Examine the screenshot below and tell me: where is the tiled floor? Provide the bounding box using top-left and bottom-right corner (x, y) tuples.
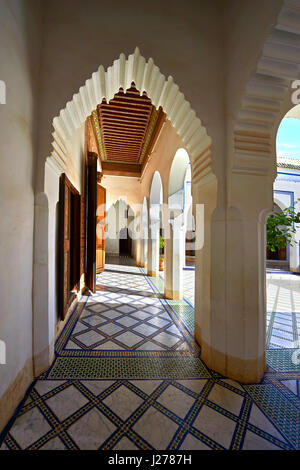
(182, 269), (195, 307)
(0, 262), (299, 450)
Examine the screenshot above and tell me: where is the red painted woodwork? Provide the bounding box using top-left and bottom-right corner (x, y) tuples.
(96, 184), (106, 273)
(58, 173), (80, 320)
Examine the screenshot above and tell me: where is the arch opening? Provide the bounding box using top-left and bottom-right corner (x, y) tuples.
(164, 148), (195, 303)
(264, 109), (300, 352)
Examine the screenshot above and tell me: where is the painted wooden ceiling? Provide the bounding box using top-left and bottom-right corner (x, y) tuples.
(91, 84), (165, 177)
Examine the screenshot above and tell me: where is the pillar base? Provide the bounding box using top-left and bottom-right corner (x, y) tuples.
(195, 324), (266, 384)
(33, 342), (55, 377)
(164, 288), (182, 300)
(81, 286), (90, 296)
(147, 270), (158, 277)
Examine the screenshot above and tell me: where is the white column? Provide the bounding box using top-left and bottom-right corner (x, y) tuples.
(194, 172), (273, 384)
(134, 213), (142, 267)
(141, 235), (148, 268)
(147, 217), (160, 277)
(33, 161), (60, 376)
(290, 236), (300, 273)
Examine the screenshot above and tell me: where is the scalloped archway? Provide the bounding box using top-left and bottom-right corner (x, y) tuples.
(35, 47), (217, 379)
(233, 2), (300, 177)
(48, 48), (213, 184)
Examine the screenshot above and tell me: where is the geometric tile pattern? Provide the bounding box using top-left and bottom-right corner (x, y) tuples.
(1, 261), (300, 450)
(0, 377), (297, 450)
(55, 265), (197, 357)
(47, 356), (209, 380)
(148, 273), (195, 334)
(182, 269), (195, 307)
(245, 383), (300, 449)
(266, 349), (300, 372)
(162, 268), (300, 349)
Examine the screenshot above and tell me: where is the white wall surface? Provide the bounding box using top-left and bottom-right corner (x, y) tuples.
(0, 0), (43, 406)
(274, 169), (300, 271)
(36, 0), (225, 188)
(0, 0), (290, 413)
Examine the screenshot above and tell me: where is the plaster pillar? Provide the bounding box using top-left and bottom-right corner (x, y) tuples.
(140, 235), (148, 268)
(33, 160), (60, 376)
(193, 176), (217, 375)
(135, 237), (142, 267)
(135, 213), (142, 267)
(290, 237), (300, 272)
(290, 199), (300, 272)
(147, 215), (160, 277)
(195, 173), (273, 384)
(164, 213), (185, 300)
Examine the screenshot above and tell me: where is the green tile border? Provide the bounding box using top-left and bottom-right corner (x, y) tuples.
(266, 349), (300, 372)
(47, 356), (210, 380)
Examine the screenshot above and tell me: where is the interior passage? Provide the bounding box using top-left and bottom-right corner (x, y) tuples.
(0, 261), (299, 450)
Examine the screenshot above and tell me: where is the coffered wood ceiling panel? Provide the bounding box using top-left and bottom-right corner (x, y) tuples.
(91, 84), (165, 177)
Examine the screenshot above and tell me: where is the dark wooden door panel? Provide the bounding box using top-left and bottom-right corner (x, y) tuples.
(96, 184), (106, 273)
(86, 153), (97, 293)
(58, 174), (80, 320)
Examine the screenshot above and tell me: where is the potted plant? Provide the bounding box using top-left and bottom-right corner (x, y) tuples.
(159, 235), (165, 271)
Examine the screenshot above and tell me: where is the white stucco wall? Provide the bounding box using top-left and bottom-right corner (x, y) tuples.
(105, 199), (127, 255)
(0, 0), (43, 416)
(273, 167), (300, 271)
(101, 175), (141, 256)
(35, 0), (226, 189)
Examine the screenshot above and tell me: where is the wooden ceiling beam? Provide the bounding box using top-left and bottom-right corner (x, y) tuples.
(103, 139), (142, 145)
(102, 161), (141, 177)
(101, 107), (149, 116)
(100, 111), (149, 121)
(101, 102), (151, 112)
(102, 123), (145, 131)
(106, 160), (140, 165)
(141, 108), (166, 174)
(105, 148), (139, 153)
(106, 154), (139, 159)
(102, 132), (144, 139)
(94, 85), (165, 167)
(113, 90), (145, 98)
(99, 115), (148, 126)
(106, 158), (140, 163)
(105, 146), (140, 151)
(104, 140), (141, 146)
(102, 131), (143, 138)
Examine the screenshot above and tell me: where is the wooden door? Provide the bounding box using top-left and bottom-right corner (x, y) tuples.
(86, 153), (97, 293)
(119, 228), (132, 256)
(96, 184), (106, 273)
(58, 174), (80, 320)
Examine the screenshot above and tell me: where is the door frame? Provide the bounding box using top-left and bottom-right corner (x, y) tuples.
(86, 152), (98, 293)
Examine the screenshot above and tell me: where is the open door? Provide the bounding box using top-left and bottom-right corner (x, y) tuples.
(86, 153), (97, 293)
(58, 173), (80, 320)
(96, 184), (106, 273)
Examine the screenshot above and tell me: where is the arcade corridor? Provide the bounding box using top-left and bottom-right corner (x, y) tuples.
(0, 261), (299, 450)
